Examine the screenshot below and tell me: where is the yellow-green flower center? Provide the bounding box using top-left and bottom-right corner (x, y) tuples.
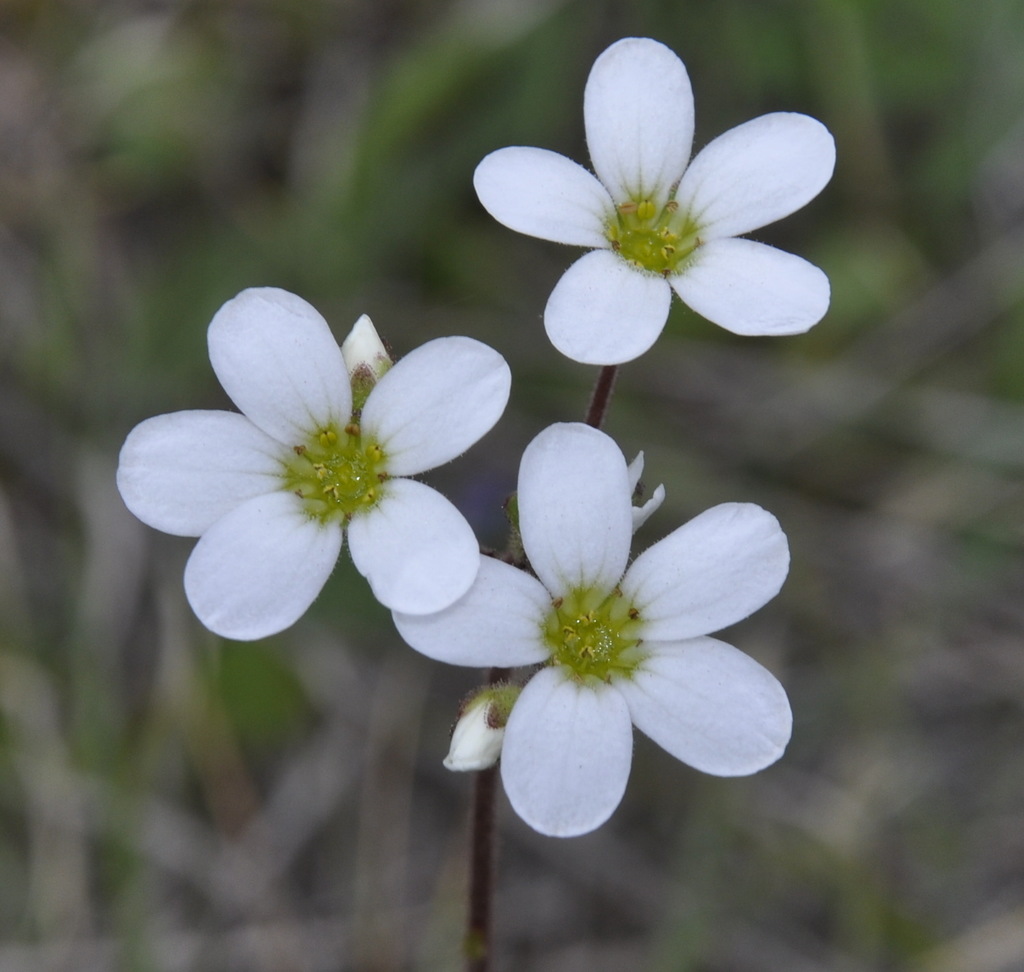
(605, 197), (700, 275)
(544, 587), (645, 683)
(282, 422), (389, 523)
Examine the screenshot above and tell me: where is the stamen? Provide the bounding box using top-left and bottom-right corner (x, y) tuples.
(544, 588), (644, 682)
(604, 197), (700, 275)
(281, 422), (389, 523)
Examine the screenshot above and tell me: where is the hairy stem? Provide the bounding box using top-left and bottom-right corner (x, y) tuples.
(465, 667), (507, 971)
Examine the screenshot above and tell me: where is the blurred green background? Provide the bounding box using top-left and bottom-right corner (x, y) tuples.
(2, 0), (1023, 969)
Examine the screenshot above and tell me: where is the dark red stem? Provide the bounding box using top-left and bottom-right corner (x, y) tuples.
(584, 365), (619, 429)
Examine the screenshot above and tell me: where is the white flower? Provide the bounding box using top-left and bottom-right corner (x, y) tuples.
(394, 423), (792, 837)
(117, 287), (511, 640)
(474, 37), (836, 365)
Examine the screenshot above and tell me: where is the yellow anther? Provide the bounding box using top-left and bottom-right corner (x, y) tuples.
(636, 199), (656, 220)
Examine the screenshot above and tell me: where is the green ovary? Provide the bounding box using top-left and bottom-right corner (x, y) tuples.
(544, 587), (645, 683)
(605, 198), (700, 275)
(282, 422), (389, 523)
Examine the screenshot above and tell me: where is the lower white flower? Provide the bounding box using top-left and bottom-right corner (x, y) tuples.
(394, 422), (792, 837)
(117, 287), (511, 640)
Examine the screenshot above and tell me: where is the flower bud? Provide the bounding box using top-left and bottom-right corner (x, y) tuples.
(342, 315), (392, 409)
(444, 684), (519, 772)
(627, 451), (665, 531)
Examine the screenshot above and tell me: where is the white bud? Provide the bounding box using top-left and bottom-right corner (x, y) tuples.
(444, 698), (505, 772)
(341, 314), (392, 380)
(627, 451), (665, 531)
(626, 451), (646, 492)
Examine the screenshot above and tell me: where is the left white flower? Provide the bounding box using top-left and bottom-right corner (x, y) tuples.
(117, 287), (512, 640)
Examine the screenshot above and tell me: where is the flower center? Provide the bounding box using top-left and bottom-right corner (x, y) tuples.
(543, 587), (645, 683)
(605, 198), (700, 275)
(282, 422), (389, 523)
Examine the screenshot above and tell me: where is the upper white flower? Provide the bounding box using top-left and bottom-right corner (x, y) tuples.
(117, 287), (511, 640)
(394, 422), (792, 837)
(474, 37), (836, 365)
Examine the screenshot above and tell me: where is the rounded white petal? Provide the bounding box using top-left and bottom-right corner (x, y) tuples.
(671, 238), (830, 336)
(518, 423), (632, 598)
(584, 37), (694, 207)
(183, 491), (342, 640)
(616, 637), (792, 775)
(346, 477), (478, 614)
(360, 337), (511, 476)
(207, 287), (352, 444)
(117, 411), (283, 537)
(393, 555), (551, 667)
(473, 147), (613, 247)
(675, 112), (836, 240)
(501, 667), (633, 837)
(622, 502), (789, 641)
(544, 250), (672, 364)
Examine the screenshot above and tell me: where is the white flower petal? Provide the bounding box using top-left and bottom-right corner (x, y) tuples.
(675, 112), (836, 240)
(501, 667), (633, 837)
(518, 423), (632, 597)
(117, 411), (283, 537)
(671, 238), (830, 336)
(617, 637), (792, 775)
(622, 503), (789, 641)
(347, 477), (478, 614)
(360, 337), (511, 476)
(473, 147), (613, 248)
(393, 555), (551, 667)
(545, 250), (672, 364)
(584, 37), (694, 207)
(207, 287), (352, 444)
(183, 491), (342, 640)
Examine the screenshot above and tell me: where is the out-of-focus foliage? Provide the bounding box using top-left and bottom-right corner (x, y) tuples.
(1, 0), (1023, 969)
